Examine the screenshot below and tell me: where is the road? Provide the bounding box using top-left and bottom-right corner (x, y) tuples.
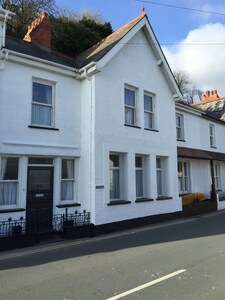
(1, 211), (225, 299)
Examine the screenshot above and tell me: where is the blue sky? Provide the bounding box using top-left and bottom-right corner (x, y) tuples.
(55, 0), (225, 95)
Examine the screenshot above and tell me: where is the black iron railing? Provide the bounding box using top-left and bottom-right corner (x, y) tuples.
(0, 210), (91, 239)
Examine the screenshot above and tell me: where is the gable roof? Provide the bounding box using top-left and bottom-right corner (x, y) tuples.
(74, 13), (146, 68)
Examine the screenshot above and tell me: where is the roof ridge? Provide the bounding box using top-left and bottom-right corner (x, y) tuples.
(74, 12), (146, 62)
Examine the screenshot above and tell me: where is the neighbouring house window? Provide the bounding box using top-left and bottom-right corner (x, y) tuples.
(32, 81), (53, 127)
(109, 154), (121, 200)
(209, 124), (216, 147)
(144, 93), (154, 129)
(61, 159), (75, 201)
(176, 113), (184, 140)
(156, 157), (163, 196)
(178, 161), (190, 194)
(214, 162), (221, 190)
(0, 157), (19, 206)
(124, 87), (136, 125)
(136, 156), (144, 198)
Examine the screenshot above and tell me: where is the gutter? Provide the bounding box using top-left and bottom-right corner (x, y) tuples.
(0, 48), (78, 77)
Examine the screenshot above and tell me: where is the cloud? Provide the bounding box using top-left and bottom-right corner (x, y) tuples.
(163, 22), (225, 96)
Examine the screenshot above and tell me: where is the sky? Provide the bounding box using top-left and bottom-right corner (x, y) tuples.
(55, 0), (225, 96)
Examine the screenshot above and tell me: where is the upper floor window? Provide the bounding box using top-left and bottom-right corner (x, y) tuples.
(176, 113), (184, 140)
(209, 124), (216, 148)
(32, 81), (53, 127)
(144, 93), (154, 129)
(124, 87), (136, 125)
(61, 159), (75, 201)
(0, 157), (19, 206)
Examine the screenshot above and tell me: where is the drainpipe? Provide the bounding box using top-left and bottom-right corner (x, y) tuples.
(210, 160), (217, 201)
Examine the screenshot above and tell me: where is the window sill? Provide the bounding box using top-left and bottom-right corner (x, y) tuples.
(56, 203), (81, 208)
(28, 125), (59, 131)
(107, 200), (131, 206)
(156, 196), (173, 201)
(177, 139), (186, 142)
(135, 198), (154, 203)
(124, 124), (141, 129)
(210, 146), (217, 149)
(0, 208), (25, 214)
(144, 128), (159, 132)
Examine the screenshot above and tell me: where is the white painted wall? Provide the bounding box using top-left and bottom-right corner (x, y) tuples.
(92, 30), (182, 225)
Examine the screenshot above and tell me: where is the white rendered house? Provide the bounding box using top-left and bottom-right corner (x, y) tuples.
(0, 8), (183, 228)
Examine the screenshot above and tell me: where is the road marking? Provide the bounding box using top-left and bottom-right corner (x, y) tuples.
(105, 269), (186, 300)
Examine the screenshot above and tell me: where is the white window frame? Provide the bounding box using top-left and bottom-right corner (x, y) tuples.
(176, 113), (184, 140)
(214, 162), (221, 190)
(135, 156), (144, 198)
(31, 79), (55, 128)
(124, 86), (137, 126)
(178, 160), (190, 194)
(0, 156), (19, 207)
(144, 92), (154, 129)
(156, 157), (163, 197)
(109, 154), (123, 201)
(61, 159), (75, 202)
(209, 124), (216, 148)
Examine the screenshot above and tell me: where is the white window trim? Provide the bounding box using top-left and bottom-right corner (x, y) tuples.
(60, 159), (76, 203)
(209, 124), (216, 148)
(176, 113), (185, 140)
(124, 85), (137, 126)
(109, 154), (121, 201)
(135, 156), (144, 198)
(144, 92), (155, 129)
(214, 162), (221, 191)
(178, 160), (190, 194)
(31, 78), (55, 128)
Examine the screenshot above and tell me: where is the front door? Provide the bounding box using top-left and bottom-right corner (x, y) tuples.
(26, 166), (53, 230)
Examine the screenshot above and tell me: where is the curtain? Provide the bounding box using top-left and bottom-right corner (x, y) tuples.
(61, 160), (74, 201)
(110, 169), (120, 199)
(0, 158), (17, 205)
(32, 104), (51, 126)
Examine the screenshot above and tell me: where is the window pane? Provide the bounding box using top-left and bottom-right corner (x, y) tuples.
(110, 155), (119, 168)
(61, 181), (74, 201)
(135, 157), (142, 168)
(144, 94), (152, 111)
(156, 158), (161, 169)
(157, 170), (162, 196)
(32, 104), (51, 126)
(28, 157), (53, 165)
(110, 169), (120, 199)
(33, 82), (52, 104)
(0, 182), (17, 205)
(0, 157), (18, 180)
(62, 160), (74, 179)
(28, 170), (51, 191)
(125, 88), (135, 106)
(144, 112), (153, 128)
(136, 170), (143, 197)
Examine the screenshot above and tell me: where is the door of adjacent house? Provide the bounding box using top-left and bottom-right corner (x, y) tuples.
(26, 166), (53, 230)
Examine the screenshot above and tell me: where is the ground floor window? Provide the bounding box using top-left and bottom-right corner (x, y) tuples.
(109, 154), (122, 200)
(0, 157), (19, 206)
(214, 162), (221, 190)
(61, 159), (75, 201)
(156, 157), (163, 196)
(178, 160), (190, 194)
(136, 156), (144, 198)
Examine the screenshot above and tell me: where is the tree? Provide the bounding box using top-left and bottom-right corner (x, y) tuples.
(1, 0), (56, 37)
(50, 14), (112, 56)
(173, 70), (203, 103)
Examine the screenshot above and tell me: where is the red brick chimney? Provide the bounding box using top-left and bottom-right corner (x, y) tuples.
(23, 12), (51, 50)
(200, 90), (219, 102)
